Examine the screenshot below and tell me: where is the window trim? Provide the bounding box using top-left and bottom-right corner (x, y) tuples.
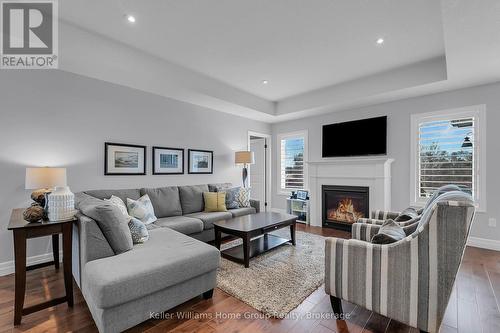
(277, 130), (308, 195)
(410, 105), (486, 211)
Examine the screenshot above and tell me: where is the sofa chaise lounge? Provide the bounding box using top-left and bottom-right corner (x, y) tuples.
(72, 183), (259, 333)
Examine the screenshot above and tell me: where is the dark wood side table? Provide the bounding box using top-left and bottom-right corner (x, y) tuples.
(7, 208), (76, 325)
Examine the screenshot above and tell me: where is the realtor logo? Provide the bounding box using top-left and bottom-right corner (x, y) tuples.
(1, 0), (58, 69)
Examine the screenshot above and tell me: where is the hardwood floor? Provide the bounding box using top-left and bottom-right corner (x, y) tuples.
(1, 225), (499, 333)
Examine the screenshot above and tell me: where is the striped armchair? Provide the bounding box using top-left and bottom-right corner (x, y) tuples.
(325, 191), (475, 333)
(352, 184), (465, 242)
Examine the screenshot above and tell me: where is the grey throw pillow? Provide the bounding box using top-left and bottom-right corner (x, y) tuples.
(128, 218), (149, 244)
(394, 207), (419, 222)
(94, 204), (133, 254)
(225, 187), (241, 209)
(371, 219), (406, 244)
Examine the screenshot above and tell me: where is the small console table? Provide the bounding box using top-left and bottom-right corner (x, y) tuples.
(7, 208), (76, 325)
(286, 198), (310, 224)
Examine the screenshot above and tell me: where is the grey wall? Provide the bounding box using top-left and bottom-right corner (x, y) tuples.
(0, 70), (270, 268)
(271, 82), (500, 241)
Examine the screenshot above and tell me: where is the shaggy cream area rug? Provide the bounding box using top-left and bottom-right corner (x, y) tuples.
(217, 230), (325, 318)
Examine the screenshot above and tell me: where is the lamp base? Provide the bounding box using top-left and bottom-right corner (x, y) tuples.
(242, 166), (248, 188)
(47, 186), (76, 222)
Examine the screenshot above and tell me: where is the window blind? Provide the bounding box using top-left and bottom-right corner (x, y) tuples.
(280, 137), (305, 190)
(418, 117), (474, 198)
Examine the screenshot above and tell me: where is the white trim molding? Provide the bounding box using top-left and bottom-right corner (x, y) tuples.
(468, 237), (500, 252)
(410, 105), (487, 212)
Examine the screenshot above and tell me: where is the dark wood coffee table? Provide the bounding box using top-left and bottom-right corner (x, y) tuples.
(213, 212), (297, 268)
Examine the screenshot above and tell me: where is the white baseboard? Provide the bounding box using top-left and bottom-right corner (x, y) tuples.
(0, 252), (62, 277)
(467, 237), (500, 251)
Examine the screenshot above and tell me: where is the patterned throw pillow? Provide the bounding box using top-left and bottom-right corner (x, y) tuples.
(127, 194), (157, 224)
(104, 195), (129, 218)
(225, 187), (241, 209)
(128, 217), (149, 244)
(237, 188), (251, 207)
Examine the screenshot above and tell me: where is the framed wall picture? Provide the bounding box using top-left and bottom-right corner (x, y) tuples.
(188, 149), (213, 174)
(105, 142), (146, 175)
(152, 146), (184, 175)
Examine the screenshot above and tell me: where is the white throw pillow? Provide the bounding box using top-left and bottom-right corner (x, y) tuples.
(127, 194), (157, 224)
(104, 195), (130, 219)
(237, 188), (251, 207)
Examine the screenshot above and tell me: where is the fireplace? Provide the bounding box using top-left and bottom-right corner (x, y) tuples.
(322, 185), (369, 231)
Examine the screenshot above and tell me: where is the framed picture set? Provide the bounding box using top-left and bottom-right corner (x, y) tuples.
(152, 146), (184, 175)
(296, 189), (309, 200)
(105, 142), (146, 175)
(188, 149), (213, 174)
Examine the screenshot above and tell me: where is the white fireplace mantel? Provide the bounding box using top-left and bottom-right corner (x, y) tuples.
(306, 158), (394, 227)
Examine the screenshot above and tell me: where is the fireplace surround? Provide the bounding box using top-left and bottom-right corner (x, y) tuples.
(322, 185), (369, 230)
(306, 158), (393, 227)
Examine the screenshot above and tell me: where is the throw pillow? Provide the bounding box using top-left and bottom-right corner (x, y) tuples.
(128, 217), (149, 244)
(371, 219), (406, 244)
(104, 195), (129, 218)
(94, 204), (133, 254)
(203, 192), (227, 212)
(394, 207), (419, 222)
(225, 187), (241, 209)
(237, 187), (251, 207)
(127, 194), (157, 224)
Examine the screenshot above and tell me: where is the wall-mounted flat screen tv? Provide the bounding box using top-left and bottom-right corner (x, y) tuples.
(322, 116), (387, 157)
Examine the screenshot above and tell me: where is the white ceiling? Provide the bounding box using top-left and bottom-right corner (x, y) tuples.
(58, 0), (500, 122)
(60, 0), (445, 101)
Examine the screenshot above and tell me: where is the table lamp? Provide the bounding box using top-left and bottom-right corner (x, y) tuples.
(25, 167), (75, 222)
(235, 151), (254, 187)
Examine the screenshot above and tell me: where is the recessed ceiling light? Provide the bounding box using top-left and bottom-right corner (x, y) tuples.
(126, 15), (136, 23)
(262, 80), (269, 85)
(376, 37), (384, 45)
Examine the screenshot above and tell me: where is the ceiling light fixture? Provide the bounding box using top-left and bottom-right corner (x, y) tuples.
(126, 15), (136, 23)
(262, 80), (269, 85)
(376, 37), (384, 45)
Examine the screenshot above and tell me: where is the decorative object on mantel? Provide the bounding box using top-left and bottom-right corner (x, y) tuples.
(234, 150), (254, 187)
(188, 149), (214, 174)
(105, 142), (146, 175)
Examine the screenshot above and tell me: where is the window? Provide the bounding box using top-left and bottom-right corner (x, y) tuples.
(410, 105), (486, 210)
(278, 131), (308, 193)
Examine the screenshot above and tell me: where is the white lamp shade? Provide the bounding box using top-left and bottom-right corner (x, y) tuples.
(235, 151), (255, 164)
(25, 167), (67, 189)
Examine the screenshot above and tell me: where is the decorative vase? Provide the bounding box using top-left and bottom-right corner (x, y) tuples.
(47, 186), (76, 222)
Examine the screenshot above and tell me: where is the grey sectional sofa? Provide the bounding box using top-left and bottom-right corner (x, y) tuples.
(72, 183), (259, 333)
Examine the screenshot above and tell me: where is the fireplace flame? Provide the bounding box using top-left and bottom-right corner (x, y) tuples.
(327, 198), (364, 224)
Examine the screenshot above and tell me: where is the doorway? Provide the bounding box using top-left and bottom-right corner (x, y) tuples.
(248, 131), (271, 212)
